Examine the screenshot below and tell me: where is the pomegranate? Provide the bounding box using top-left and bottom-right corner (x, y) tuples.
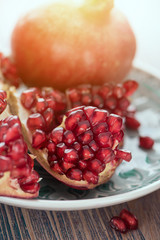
(9, 87), (132, 189)
(110, 216), (127, 233)
(0, 100), (40, 198)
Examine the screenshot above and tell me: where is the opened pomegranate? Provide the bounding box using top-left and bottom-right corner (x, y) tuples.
(0, 114), (40, 198)
(9, 88), (132, 189)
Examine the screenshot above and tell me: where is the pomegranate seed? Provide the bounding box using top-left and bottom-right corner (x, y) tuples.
(112, 84), (125, 98)
(9, 139), (27, 160)
(46, 140), (56, 153)
(113, 130), (124, 143)
(84, 106), (96, 119)
(50, 160), (63, 174)
(19, 171), (39, 185)
(78, 160), (88, 170)
(139, 136), (154, 149)
(32, 129), (46, 149)
(0, 142), (6, 154)
(96, 148), (115, 163)
(0, 156), (11, 172)
(4, 123), (21, 143)
(118, 97), (130, 111)
(20, 182), (40, 194)
(43, 108), (55, 132)
(81, 145), (94, 160)
(0, 90), (7, 100)
(27, 113), (45, 131)
(92, 95), (104, 108)
(88, 159), (105, 174)
(73, 142), (81, 151)
(107, 114), (123, 133)
(67, 168), (82, 181)
(95, 132), (113, 148)
(105, 96), (117, 110)
(123, 80), (139, 97)
(0, 98), (7, 114)
(11, 166), (31, 178)
(125, 116), (141, 130)
(120, 209), (138, 230)
(91, 109), (109, 126)
(67, 88), (81, 102)
(46, 97), (56, 109)
(93, 122), (108, 135)
(65, 109), (85, 130)
(110, 217), (127, 233)
(89, 140), (99, 152)
(56, 143), (67, 158)
(99, 84), (111, 98)
(20, 88), (38, 109)
(78, 130), (93, 145)
(4, 115), (21, 127)
(61, 161), (75, 172)
(50, 127), (64, 144)
(75, 120), (90, 136)
(63, 130), (76, 146)
(83, 170), (98, 184)
(116, 149), (132, 162)
(63, 149), (79, 163)
(36, 98), (48, 112)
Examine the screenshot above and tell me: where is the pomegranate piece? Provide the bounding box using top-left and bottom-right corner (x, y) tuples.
(110, 216), (127, 233)
(21, 105), (132, 189)
(139, 136), (154, 149)
(67, 80), (139, 120)
(120, 209), (138, 230)
(0, 115), (40, 198)
(125, 116), (141, 130)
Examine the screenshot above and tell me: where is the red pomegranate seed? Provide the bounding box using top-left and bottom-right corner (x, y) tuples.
(73, 142), (81, 151)
(0, 142), (6, 154)
(63, 130), (76, 146)
(110, 216), (127, 233)
(113, 130), (124, 143)
(99, 84), (111, 98)
(67, 168), (82, 181)
(46, 97), (56, 109)
(61, 161), (75, 172)
(75, 120), (90, 136)
(67, 88), (81, 102)
(125, 116), (140, 130)
(78, 160), (88, 170)
(20, 88), (38, 109)
(4, 115), (21, 127)
(139, 136), (154, 149)
(95, 132), (113, 148)
(118, 97), (130, 111)
(89, 140), (99, 152)
(116, 149), (132, 162)
(96, 148), (115, 163)
(88, 159), (105, 174)
(46, 140), (56, 153)
(84, 106), (96, 119)
(50, 127), (64, 144)
(81, 93), (92, 105)
(19, 171), (39, 185)
(32, 129), (46, 149)
(105, 96), (117, 110)
(0, 98), (7, 114)
(83, 170), (98, 184)
(11, 165), (31, 179)
(65, 109), (85, 130)
(93, 122), (108, 135)
(0, 156), (11, 172)
(112, 84), (125, 98)
(81, 145), (94, 160)
(50, 160), (63, 174)
(56, 143), (67, 158)
(123, 80), (139, 97)
(0, 90), (7, 100)
(4, 123), (21, 143)
(91, 109), (109, 126)
(63, 149), (79, 163)
(36, 98), (48, 112)
(20, 182), (40, 194)
(92, 95), (104, 108)
(120, 209), (138, 230)
(27, 113), (45, 131)
(9, 139), (27, 160)
(78, 130), (93, 145)
(107, 114), (123, 133)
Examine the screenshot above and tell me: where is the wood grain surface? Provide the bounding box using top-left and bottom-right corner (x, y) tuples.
(0, 188), (160, 240)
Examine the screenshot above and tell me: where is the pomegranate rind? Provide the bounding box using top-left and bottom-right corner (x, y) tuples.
(0, 85), (39, 198)
(8, 88), (124, 189)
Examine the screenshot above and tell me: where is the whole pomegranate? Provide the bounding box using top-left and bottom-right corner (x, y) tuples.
(11, 0), (136, 90)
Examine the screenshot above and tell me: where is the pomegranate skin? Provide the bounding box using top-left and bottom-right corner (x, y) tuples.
(11, 3), (136, 91)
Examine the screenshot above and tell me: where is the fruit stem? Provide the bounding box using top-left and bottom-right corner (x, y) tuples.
(80, 0), (114, 21)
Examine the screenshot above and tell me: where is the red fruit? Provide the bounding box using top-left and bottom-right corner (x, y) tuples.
(120, 209), (138, 230)
(110, 217), (127, 233)
(11, 2), (136, 90)
(125, 116), (141, 130)
(139, 136), (154, 149)
(0, 90), (7, 114)
(116, 149), (132, 162)
(123, 80), (139, 97)
(0, 114), (39, 198)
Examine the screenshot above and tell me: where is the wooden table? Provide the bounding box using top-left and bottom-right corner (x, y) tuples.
(0, 188), (159, 240)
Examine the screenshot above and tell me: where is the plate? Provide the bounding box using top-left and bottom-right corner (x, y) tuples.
(0, 67), (160, 211)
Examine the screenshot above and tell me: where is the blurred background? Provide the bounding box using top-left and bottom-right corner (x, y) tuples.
(0, 0), (160, 77)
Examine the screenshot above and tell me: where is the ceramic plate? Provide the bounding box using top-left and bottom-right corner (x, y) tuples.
(0, 67), (160, 211)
